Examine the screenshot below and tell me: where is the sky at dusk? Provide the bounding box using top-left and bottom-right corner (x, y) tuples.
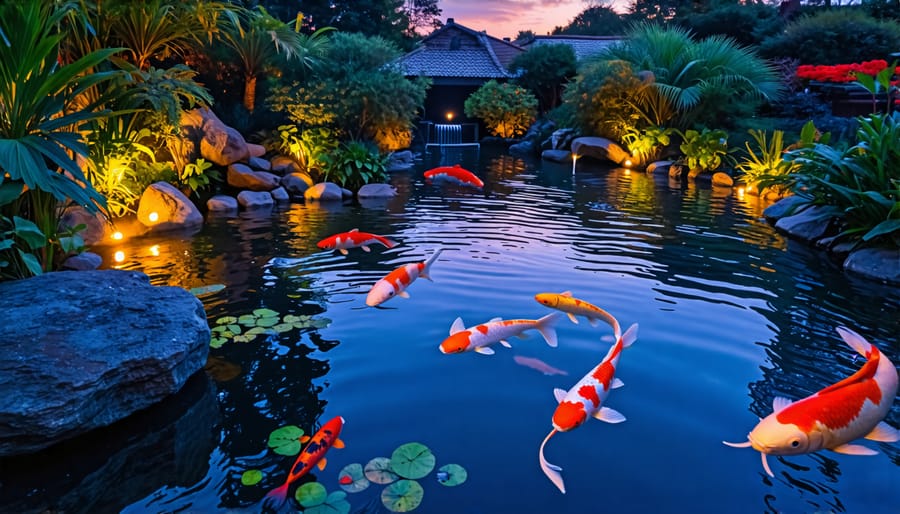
(437, 0), (628, 40)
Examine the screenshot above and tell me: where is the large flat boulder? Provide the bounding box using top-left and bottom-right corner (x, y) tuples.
(136, 182), (203, 231)
(570, 137), (630, 165)
(0, 270), (210, 456)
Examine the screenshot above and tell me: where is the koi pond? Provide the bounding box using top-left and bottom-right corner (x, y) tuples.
(4, 144), (899, 514)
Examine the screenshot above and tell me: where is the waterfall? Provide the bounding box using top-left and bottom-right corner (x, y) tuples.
(435, 124), (462, 146)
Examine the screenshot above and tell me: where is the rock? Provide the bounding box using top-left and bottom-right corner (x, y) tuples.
(774, 205), (837, 243)
(236, 190), (274, 209)
(0, 270), (209, 456)
(248, 156), (271, 171)
(270, 186), (290, 202)
(227, 163), (280, 191)
(206, 195), (238, 212)
(763, 195), (806, 223)
(711, 172), (734, 187)
(541, 149), (571, 163)
(136, 182), (203, 231)
(571, 137), (630, 165)
(270, 155), (302, 174)
(247, 143), (266, 158)
(358, 183), (397, 198)
(197, 108), (249, 166)
(61, 251), (102, 271)
(341, 187), (353, 199)
(669, 165), (684, 179)
(281, 172), (314, 196)
(304, 182), (344, 201)
(59, 206), (111, 246)
(646, 160), (674, 174)
(386, 150), (415, 172)
(550, 128), (576, 150)
(843, 247), (900, 285)
(508, 140), (535, 157)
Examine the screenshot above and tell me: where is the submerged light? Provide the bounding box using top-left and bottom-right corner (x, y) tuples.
(149, 245), (160, 257)
(148, 211), (159, 223)
(114, 250), (125, 262)
(111, 231), (123, 241)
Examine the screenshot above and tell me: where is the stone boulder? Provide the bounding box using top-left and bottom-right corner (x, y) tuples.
(270, 155), (302, 174)
(763, 195), (806, 223)
(197, 109), (250, 166)
(270, 186), (290, 203)
(508, 140), (535, 157)
(774, 205), (838, 243)
(570, 137), (630, 165)
(247, 143), (267, 158)
(59, 206), (111, 246)
(646, 161), (674, 174)
(281, 172), (314, 196)
(61, 251), (102, 271)
(206, 195), (238, 212)
(136, 182), (203, 231)
(227, 163), (280, 191)
(237, 190), (274, 209)
(843, 248), (900, 285)
(541, 149), (571, 163)
(0, 270), (210, 456)
(549, 128), (576, 150)
(248, 156), (271, 171)
(386, 151), (415, 172)
(711, 172), (734, 187)
(305, 182), (344, 202)
(358, 183), (397, 198)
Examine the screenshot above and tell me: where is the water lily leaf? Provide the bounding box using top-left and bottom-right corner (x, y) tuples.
(211, 325), (228, 333)
(253, 308), (280, 318)
(233, 334), (257, 343)
(272, 323), (294, 333)
(364, 457), (398, 484)
(227, 324), (242, 334)
(381, 479), (424, 512)
(268, 425), (305, 456)
(238, 314), (257, 326)
(246, 326), (268, 336)
(390, 443), (435, 480)
(241, 469), (263, 486)
(306, 491), (351, 514)
(256, 316), (280, 328)
(210, 337), (227, 349)
(296, 481), (327, 507)
(338, 463), (369, 493)
(436, 464), (467, 486)
(311, 318), (331, 329)
(216, 316), (238, 325)
(283, 314), (306, 324)
(190, 284), (225, 296)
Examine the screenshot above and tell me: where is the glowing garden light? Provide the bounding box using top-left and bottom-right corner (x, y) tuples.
(148, 211), (159, 223)
(571, 153), (578, 175)
(111, 231), (123, 241)
(114, 251), (125, 262)
(446, 111), (454, 121)
(149, 245), (160, 257)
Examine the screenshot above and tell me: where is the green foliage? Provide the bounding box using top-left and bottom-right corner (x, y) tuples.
(759, 10), (900, 65)
(743, 120), (830, 195)
(622, 126), (674, 166)
(85, 131), (156, 217)
(781, 112), (900, 247)
(240, 469), (263, 486)
(0, 214), (47, 280)
(464, 80), (538, 138)
(853, 60), (898, 115)
(551, 6), (626, 36)
(510, 44), (577, 112)
(275, 125), (337, 173)
(678, 3), (782, 47)
(678, 128), (731, 173)
(560, 59), (643, 141)
(178, 158), (221, 195)
(321, 141), (389, 192)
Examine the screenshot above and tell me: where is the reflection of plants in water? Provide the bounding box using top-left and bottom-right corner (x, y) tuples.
(210, 308), (331, 348)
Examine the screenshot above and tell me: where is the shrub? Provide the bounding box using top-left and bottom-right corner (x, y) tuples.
(678, 3), (782, 47)
(321, 141), (388, 192)
(509, 44), (577, 112)
(621, 126), (674, 165)
(464, 80), (538, 138)
(678, 128), (732, 174)
(560, 59), (643, 141)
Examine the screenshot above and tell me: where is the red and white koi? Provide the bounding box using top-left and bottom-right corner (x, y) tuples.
(423, 164), (484, 188)
(539, 323), (639, 493)
(365, 249), (443, 307)
(439, 313), (561, 355)
(265, 416), (346, 508)
(317, 228), (396, 255)
(724, 326), (899, 477)
(534, 291), (621, 335)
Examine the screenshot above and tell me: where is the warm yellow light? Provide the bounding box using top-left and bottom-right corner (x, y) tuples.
(571, 153), (578, 175)
(624, 159), (632, 167)
(148, 211), (159, 223)
(112, 231), (123, 241)
(114, 250), (125, 262)
(446, 112), (454, 121)
(624, 168), (631, 176)
(149, 245), (160, 257)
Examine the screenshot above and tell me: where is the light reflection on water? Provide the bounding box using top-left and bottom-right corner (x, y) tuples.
(4, 144), (897, 514)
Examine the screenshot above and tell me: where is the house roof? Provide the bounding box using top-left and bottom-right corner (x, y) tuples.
(521, 35), (624, 61)
(396, 18), (524, 80)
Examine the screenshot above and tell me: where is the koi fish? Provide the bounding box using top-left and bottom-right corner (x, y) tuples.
(724, 326), (899, 477)
(539, 323), (639, 493)
(265, 416), (346, 507)
(439, 313), (561, 355)
(424, 164), (484, 188)
(365, 249), (443, 307)
(317, 228), (396, 255)
(513, 355), (569, 376)
(534, 291), (621, 335)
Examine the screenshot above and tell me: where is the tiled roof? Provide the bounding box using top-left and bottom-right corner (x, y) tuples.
(523, 36), (624, 61)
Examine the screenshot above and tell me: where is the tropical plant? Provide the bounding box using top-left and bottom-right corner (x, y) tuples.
(678, 128), (731, 174)
(853, 60), (898, 115)
(744, 121), (830, 195)
(0, 0), (122, 278)
(84, 128), (156, 218)
(621, 125), (674, 166)
(464, 80), (538, 138)
(320, 141), (388, 192)
(559, 59), (643, 141)
(177, 158), (221, 195)
(775, 113), (900, 247)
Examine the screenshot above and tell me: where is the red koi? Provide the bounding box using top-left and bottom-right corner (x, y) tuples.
(365, 249), (443, 307)
(317, 228), (396, 255)
(724, 326), (899, 477)
(265, 416), (346, 507)
(423, 164), (484, 188)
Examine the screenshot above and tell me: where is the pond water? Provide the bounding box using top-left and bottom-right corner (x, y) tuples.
(5, 144), (899, 514)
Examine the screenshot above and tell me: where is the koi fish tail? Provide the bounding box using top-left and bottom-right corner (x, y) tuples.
(539, 429), (566, 494)
(420, 248), (444, 280)
(535, 313), (562, 348)
(264, 483), (290, 508)
(835, 326), (873, 358)
(382, 238), (398, 249)
(620, 323), (638, 348)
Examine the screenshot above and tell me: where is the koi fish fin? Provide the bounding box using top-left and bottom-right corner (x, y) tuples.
(500, 339), (512, 348)
(553, 388), (567, 403)
(489, 317), (503, 323)
(830, 443), (878, 456)
(362, 245), (371, 252)
(835, 326), (872, 357)
(333, 438), (346, 449)
(264, 483), (291, 508)
(560, 291), (572, 297)
(587, 317), (599, 327)
(539, 430), (565, 494)
(423, 248), (444, 274)
(317, 458), (328, 470)
(772, 396), (793, 413)
(475, 346), (495, 355)
(536, 313), (561, 348)
(339, 248), (349, 255)
(397, 290), (410, 299)
(384, 239), (398, 249)
(566, 313), (579, 325)
(593, 406), (626, 424)
(722, 440), (752, 448)
(620, 323), (638, 348)
(761, 453), (774, 477)
(611, 377), (624, 389)
(450, 317), (465, 335)
(864, 421), (900, 443)
(350, 228), (359, 232)
(300, 435), (311, 443)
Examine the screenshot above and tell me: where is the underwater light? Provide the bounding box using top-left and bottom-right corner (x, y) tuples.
(114, 251), (125, 262)
(148, 211), (159, 223)
(149, 245), (160, 257)
(624, 159), (632, 167)
(111, 231), (123, 241)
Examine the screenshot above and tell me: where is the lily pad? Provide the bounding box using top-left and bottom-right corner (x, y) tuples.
(253, 308), (279, 318)
(436, 464), (467, 486)
(268, 425), (305, 456)
(338, 463), (370, 493)
(283, 314), (306, 324)
(381, 479), (424, 512)
(241, 469), (263, 486)
(215, 316), (238, 325)
(364, 457), (398, 484)
(306, 491), (351, 514)
(390, 443), (435, 480)
(296, 482), (327, 507)
(256, 316), (280, 327)
(210, 337), (227, 349)
(310, 318), (331, 329)
(233, 334), (257, 343)
(272, 323), (294, 333)
(238, 314), (258, 326)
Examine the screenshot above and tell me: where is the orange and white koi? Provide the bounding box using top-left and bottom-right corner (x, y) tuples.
(439, 313), (561, 355)
(265, 416), (346, 507)
(534, 291), (621, 335)
(317, 228), (396, 255)
(365, 249), (443, 307)
(539, 323), (639, 493)
(724, 326), (899, 477)
(423, 164), (484, 188)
